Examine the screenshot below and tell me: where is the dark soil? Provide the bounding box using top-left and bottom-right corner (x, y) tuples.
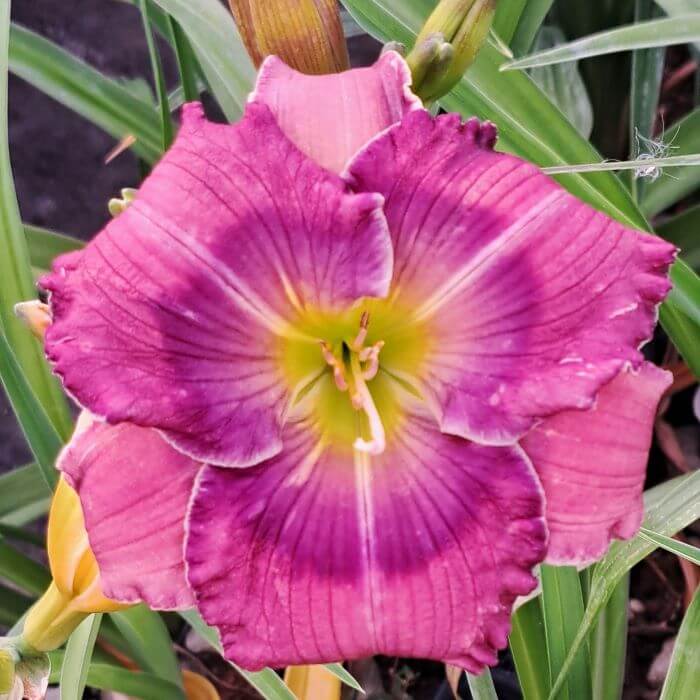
(2, 3), (698, 699)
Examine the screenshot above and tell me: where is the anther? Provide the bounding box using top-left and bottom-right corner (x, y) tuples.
(352, 311), (370, 351)
(360, 341), (384, 381)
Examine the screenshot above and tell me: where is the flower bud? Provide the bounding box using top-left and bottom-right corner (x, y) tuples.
(283, 665), (341, 699)
(23, 473), (126, 653)
(228, 0), (349, 74)
(407, 0), (496, 102)
(13, 302), (51, 342)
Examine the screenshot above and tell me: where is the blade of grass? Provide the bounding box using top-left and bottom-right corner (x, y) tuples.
(511, 0), (556, 56)
(590, 574), (629, 700)
(1, 498), (50, 527)
(168, 16), (199, 102)
(540, 565), (592, 699)
(23, 223), (83, 272)
(510, 597), (550, 700)
(139, 0), (173, 150)
(643, 107), (700, 215)
(638, 526), (700, 564)
(659, 583), (700, 699)
(0, 462), (48, 518)
(109, 606), (182, 689)
(548, 470), (700, 699)
(0, 535), (51, 595)
(630, 0), (665, 201)
(150, 0), (255, 121)
(60, 614), (103, 700)
(0, 6), (72, 437)
(541, 152), (700, 173)
(0, 331), (63, 489)
(9, 23), (162, 163)
(49, 652), (185, 700)
(466, 670), (498, 699)
(502, 15), (700, 70)
(323, 664), (363, 692)
(178, 609), (297, 700)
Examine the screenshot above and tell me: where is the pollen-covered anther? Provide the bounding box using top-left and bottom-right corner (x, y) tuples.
(359, 340), (385, 381)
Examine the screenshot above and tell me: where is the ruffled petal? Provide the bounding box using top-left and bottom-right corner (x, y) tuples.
(522, 363), (671, 565)
(250, 51), (421, 173)
(43, 102), (392, 467)
(58, 414), (201, 609)
(346, 110), (675, 445)
(186, 391), (546, 672)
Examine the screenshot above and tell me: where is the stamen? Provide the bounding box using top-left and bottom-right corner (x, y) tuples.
(350, 353), (386, 455)
(319, 341), (348, 391)
(351, 311), (370, 351)
(360, 341), (384, 381)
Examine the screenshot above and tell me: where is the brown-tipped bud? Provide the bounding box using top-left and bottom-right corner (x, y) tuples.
(407, 0), (496, 102)
(229, 0), (350, 74)
(13, 301), (51, 341)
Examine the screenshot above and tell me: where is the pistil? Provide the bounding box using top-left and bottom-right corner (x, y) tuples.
(349, 352), (386, 455)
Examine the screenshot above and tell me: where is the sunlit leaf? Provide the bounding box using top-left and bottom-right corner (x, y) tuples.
(60, 614), (103, 700)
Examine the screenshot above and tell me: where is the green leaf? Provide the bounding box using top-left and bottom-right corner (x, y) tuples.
(0, 9), (72, 438)
(0, 535), (51, 596)
(109, 606), (182, 689)
(178, 610), (297, 700)
(466, 670), (498, 699)
(0, 463), (49, 519)
(323, 663), (363, 692)
(656, 203), (700, 268)
(510, 597), (550, 700)
(493, 0), (528, 45)
(60, 614), (103, 700)
(589, 574), (629, 700)
(638, 526), (700, 564)
(9, 23), (162, 163)
(540, 565), (592, 699)
(511, 0), (556, 56)
(341, 0), (700, 398)
(23, 224), (83, 272)
(169, 17), (200, 102)
(642, 107), (700, 215)
(548, 470), (700, 699)
(502, 15), (700, 70)
(541, 152), (700, 173)
(49, 652), (185, 700)
(660, 583), (700, 699)
(139, 0), (174, 150)
(150, 0), (255, 122)
(529, 26), (593, 137)
(0, 331), (63, 489)
(629, 0), (665, 201)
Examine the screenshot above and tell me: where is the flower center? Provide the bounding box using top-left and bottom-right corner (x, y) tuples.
(319, 311), (386, 455)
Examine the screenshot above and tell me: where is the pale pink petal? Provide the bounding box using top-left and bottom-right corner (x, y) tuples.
(251, 51), (421, 173)
(186, 387), (546, 672)
(58, 415), (201, 609)
(522, 362), (671, 565)
(42, 102), (392, 467)
(346, 110), (675, 445)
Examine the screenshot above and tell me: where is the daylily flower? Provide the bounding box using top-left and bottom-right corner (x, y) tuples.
(39, 52), (674, 673)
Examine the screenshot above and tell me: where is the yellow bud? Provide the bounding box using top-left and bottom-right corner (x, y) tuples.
(283, 665), (341, 699)
(182, 669), (220, 700)
(407, 0), (496, 101)
(23, 473), (127, 652)
(13, 301), (51, 341)
(228, 0), (349, 74)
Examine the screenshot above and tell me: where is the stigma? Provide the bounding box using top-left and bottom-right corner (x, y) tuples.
(319, 312), (386, 455)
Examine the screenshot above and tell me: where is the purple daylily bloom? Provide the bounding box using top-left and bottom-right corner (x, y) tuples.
(43, 53), (674, 672)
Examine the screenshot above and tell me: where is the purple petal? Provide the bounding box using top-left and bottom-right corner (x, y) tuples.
(251, 51), (421, 173)
(522, 363), (671, 565)
(346, 110), (675, 445)
(185, 394), (546, 672)
(42, 102), (392, 467)
(58, 414), (200, 609)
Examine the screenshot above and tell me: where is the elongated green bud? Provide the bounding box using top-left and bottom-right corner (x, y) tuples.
(407, 0), (496, 102)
